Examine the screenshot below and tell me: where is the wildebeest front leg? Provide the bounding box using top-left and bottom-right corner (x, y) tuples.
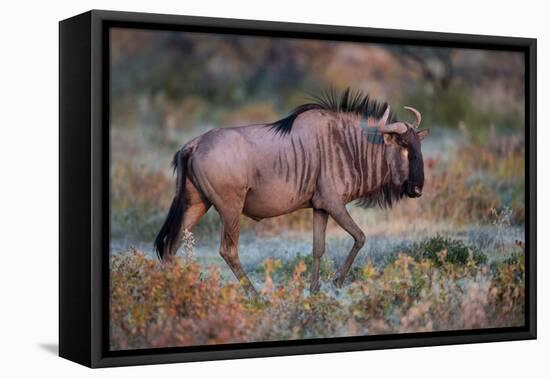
(219, 213), (258, 298)
(311, 208), (328, 293)
(327, 206), (366, 288)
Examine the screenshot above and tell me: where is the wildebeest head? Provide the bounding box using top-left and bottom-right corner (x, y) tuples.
(379, 106), (429, 198)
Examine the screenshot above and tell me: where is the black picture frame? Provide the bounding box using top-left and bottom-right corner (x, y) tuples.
(59, 9), (537, 368)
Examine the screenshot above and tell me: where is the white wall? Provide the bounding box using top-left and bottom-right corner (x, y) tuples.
(0, 0), (546, 376)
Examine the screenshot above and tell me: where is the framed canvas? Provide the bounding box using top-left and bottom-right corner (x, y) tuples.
(59, 9), (537, 368)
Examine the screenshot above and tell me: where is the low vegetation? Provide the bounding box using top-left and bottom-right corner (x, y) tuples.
(110, 235), (524, 350)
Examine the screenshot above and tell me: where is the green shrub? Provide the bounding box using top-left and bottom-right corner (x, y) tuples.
(402, 235), (487, 266)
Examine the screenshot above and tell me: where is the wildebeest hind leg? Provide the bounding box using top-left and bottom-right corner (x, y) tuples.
(326, 206), (366, 288)
(181, 180), (211, 231)
(218, 208), (258, 298)
(163, 180), (210, 262)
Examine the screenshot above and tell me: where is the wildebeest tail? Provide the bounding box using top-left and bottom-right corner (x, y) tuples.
(154, 148), (190, 261)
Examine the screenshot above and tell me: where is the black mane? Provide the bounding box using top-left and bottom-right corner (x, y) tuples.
(267, 88), (397, 135)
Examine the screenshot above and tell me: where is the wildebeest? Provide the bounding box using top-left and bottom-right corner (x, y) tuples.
(155, 89), (429, 296)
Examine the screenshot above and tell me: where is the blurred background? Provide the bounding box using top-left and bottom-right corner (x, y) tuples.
(109, 27), (525, 276)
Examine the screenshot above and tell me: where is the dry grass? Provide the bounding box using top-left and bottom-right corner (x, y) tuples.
(110, 162), (172, 240)
(219, 101), (279, 126)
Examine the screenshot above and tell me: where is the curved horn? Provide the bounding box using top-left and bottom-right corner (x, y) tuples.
(404, 106), (421, 129)
(379, 122), (408, 134)
(380, 104), (391, 125)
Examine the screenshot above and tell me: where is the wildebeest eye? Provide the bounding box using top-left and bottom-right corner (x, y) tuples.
(396, 137), (408, 148)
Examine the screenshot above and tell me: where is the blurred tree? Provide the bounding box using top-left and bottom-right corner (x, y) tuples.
(389, 46), (454, 90)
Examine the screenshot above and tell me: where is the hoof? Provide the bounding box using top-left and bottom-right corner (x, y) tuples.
(244, 286), (263, 302)
(332, 277), (344, 289)
(245, 290), (259, 300)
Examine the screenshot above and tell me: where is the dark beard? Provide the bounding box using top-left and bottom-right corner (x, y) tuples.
(355, 180), (404, 209)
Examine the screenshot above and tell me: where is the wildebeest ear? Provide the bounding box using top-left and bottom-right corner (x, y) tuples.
(417, 129), (430, 140)
(383, 133), (398, 145)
